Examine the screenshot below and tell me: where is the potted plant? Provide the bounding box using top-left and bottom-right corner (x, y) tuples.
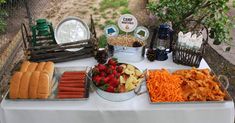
(147, 0), (234, 46)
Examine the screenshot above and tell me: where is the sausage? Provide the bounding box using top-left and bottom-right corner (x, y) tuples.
(58, 86), (85, 92)
(57, 94), (84, 98)
(60, 77), (85, 81)
(59, 83), (85, 88)
(58, 92), (84, 95)
(63, 71), (86, 75)
(59, 79), (85, 83)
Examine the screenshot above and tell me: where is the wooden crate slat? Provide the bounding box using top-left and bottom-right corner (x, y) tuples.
(30, 51), (93, 63)
(30, 48), (93, 59)
(30, 47), (93, 59)
(28, 40), (91, 50)
(30, 44), (93, 54)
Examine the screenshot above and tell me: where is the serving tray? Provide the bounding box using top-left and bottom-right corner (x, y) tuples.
(5, 66), (90, 101)
(146, 69), (233, 104)
(54, 17), (91, 52)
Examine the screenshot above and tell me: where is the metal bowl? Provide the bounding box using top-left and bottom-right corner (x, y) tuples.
(108, 44), (146, 63)
(91, 81), (143, 102)
(88, 64), (146, 102)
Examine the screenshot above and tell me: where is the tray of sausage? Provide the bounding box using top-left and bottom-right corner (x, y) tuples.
(53, 66), (90, 100)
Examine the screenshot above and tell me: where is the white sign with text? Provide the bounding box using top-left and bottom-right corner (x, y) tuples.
(118, 14), (138, 33)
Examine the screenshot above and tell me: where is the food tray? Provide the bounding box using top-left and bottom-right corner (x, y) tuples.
(5, 66), (90, 101)
(146, 69), (233, 104)
(54, 16), (91, 52)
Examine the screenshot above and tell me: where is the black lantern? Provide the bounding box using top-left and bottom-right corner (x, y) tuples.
(155, 24), (173, 61)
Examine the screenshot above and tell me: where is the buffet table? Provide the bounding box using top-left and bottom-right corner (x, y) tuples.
(1, 54), (234, 123)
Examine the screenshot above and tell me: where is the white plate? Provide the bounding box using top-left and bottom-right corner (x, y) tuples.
(55, 17), (90, 52)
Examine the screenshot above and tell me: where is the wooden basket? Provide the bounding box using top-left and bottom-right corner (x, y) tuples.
(21, 15), (98, 63)
(172, 21), (208, 68)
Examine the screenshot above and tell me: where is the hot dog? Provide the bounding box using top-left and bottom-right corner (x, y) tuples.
(58, 92), (84, 95)
(57, 94), (84, 99)
(59, 83), (85, 88)
(57, 71), (87, 99)
(63, 71), (86, 75)
(58, 86), (85, 92)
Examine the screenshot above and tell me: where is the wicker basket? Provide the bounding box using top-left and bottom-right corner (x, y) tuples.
(172, 21), (208, 68)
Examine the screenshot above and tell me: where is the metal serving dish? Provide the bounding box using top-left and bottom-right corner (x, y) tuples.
(108, 44), (146, 63)
(87, 64), (146, 102)
(54, 16), (90, 52)
(5, 66), (90, 101)
(90, 82), (144, 102)
(146, 69), (233, 104)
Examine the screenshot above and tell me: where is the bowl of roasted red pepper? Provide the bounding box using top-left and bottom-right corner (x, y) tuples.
(91, 58), (145, 102)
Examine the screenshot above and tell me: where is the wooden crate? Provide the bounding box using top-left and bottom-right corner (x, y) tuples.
(21, 16), (98, 63)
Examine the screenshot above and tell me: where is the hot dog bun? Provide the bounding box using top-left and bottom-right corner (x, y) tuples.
(9, 72), (23, 99)
(29, 71), (40, 99)
(10, 61), (54, 99)
(36, 62), (46, 71)
(43, 61), (54, 81)
(27, 62), (38, 72)
(20, 61), (30, 72)
(37, 72), (50, 99)
(19, 72), (32, 99)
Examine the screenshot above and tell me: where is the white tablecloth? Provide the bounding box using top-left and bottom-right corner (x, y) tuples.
(1, 54), (234, 123)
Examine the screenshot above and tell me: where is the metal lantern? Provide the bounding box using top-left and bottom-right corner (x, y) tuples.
(155, 24), (173, 61)
(31, 19), (56, 46)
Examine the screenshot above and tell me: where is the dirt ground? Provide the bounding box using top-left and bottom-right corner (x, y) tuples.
(38, 0), (120, 37)
(40, 0), (101, 24)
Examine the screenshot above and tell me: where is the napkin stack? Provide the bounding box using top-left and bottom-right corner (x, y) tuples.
(178, 31), (203, 50)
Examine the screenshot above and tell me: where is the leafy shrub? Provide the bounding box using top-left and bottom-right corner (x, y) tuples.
(147, 0), (234, 45)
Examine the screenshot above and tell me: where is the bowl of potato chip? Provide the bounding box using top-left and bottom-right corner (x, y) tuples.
(90, 58), (145, 102)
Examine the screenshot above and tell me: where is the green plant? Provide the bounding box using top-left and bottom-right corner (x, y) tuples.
(98, 35), (107, 48)
(104, 20), (116, 25)
(147, 0), (234, 45)
(100, 0), (129, 11)
(120, 7), (131, 14)
(0, 0), (6, 33)
(0, 18), (6, 33)
(98, 24), (105, 30)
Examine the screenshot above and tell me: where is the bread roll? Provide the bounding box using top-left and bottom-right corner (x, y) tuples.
(9, 72), (23, 99)
(29, 71), (40, 99)
(37, 72), (50, 99)
(36, 62), (46, 71)
(27, 62), (38, 72)
(19, 72), (32, 99)
(43, 61), (54, 81)
(37, 94), (49, 99)
(20, 61), (30, 72)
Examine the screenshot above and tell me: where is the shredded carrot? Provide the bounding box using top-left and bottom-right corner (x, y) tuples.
(146, 69), (184, 102)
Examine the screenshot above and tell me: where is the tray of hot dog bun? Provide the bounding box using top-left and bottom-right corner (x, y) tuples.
(5, 61), (90, 101)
